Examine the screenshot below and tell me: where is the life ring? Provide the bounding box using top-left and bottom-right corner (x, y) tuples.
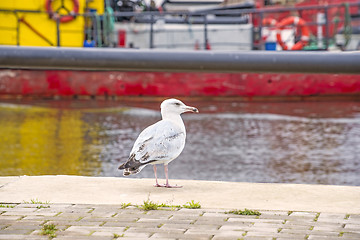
(45, 0), (79, 23)
(262, 18), (277, 27)
(276, 16), (310, 50)
(261, 18), (277, 42)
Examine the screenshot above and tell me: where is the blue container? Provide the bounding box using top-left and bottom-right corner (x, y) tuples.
(265, 42), (277, 51)
(84, 40), (96, 48)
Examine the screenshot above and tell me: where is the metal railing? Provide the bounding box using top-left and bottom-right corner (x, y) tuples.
(0, 46), (360, 74)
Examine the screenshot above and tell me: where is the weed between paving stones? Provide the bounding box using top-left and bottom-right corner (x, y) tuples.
(0, 204), (15, 208)
(113, 233), (124, 239)
(23, 199), (51, 209)
(125, 199), (201, 211)
(41, 223), (57, 239)
(23, 198), (50, 204)
(225, 209), (261, 216)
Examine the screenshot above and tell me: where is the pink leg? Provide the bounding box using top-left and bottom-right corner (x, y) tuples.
(164, 164), (182, 188)
(153, 165), (162, 187)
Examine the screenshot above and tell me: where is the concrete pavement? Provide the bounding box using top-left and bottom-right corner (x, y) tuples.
(0, 175), (360, 239)
(1, 175), (360, 213)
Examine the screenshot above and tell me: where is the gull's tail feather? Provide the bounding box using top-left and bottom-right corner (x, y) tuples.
(118, 153), (154, 176)
(122, 165), (146, 176)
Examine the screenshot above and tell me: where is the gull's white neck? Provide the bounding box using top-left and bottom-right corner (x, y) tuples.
(161, 111), (186, 133)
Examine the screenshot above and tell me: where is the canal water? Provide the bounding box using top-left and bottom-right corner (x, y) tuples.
(0, 99), (359, 186)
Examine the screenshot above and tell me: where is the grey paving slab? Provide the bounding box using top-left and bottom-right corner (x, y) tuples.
(1, 203), (359, 239)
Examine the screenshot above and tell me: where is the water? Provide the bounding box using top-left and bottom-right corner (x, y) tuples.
(0, 99), (359, 186)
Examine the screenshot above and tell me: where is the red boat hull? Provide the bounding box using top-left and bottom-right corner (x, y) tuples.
(0, 69), (360, 100)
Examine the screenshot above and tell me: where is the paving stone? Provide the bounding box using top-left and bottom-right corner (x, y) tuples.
(279, 228), (311, 235)
(289, 212), (318, 217)
(226, 217), (258, 223)
(126, 227), (185, 235)
(105, 221), (162, 229)
(202, 212), (229, 217)
(170, 214), (199, 221)
(245, 231), (277, 237)
(219, 224), (251, 231)
(0, 229), (34, 234)
(282, 222), (312, 230)
(188, 224), (220, 230)
(0, 235), (48, 239)
(151, 232), (212, 239)
(136, 214), (171, 220)
(122, 232), (151, 238)
(160, 223), (190, 230)
(1, 207), (37, 212)
(53, 236), (113, 240)
(308, 230), (340, 236)
(54, 212), (87, 219)
(276, 235), (309, 240)
(167, 219), (195, 225)
(251, 222), (282, 228)
(344, 223), (360, 231)
(342, 232), (360, 238)
(308, 236), (343, 240)
(1, 211), (34, 216)
(312, 225), (344, 232)
(91, 231), (122, 237)
(22, 215), (52, 220)
(212, 231), (245, 240)
(5, 224), (41, 231)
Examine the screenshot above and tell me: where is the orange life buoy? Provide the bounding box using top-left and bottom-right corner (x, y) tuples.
(262, 18), (277, 27)
(45, 0), (79, 23)
(261, 18), (277, 42)
(276, 16), (310, 50)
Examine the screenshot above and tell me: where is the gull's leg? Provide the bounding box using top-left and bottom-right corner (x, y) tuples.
(153, 165), (163, 187)
(164, 164), (182, 188)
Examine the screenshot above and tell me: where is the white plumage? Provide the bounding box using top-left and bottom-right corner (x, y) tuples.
(118, 98), (199, 188)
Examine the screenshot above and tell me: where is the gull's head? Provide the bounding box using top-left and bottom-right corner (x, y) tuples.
(160, 99), (199, 117)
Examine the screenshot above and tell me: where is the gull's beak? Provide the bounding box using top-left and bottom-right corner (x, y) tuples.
(184, 106), (199, 113)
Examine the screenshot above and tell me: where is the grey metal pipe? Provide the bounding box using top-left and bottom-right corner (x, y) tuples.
(0, 46), (359, 74)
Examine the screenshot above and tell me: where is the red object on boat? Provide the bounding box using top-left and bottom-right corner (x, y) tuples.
(117, 30), (126, 47)
(276, 16), (310, 51)
(0, 69), (360, 100)
(45, 0), (79, 23)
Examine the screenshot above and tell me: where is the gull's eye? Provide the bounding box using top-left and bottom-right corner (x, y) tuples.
(174, 102), (181, 106)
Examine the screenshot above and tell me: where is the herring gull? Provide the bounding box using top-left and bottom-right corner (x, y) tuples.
(118, 98), (199, 188)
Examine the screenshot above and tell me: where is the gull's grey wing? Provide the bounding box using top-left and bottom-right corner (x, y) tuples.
(130, 119), (186, 164)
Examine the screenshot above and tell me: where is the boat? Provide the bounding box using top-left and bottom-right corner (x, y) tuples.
(0, 0), (359, 100)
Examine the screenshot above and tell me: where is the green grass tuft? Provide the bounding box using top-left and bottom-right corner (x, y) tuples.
(120, 203), (131, 209)
(36, 205), (50, 209)
(41, 224), (57, 239)
(225, 209), (261, 216)
(113, 233), (124, 238)
(141, 200), (159, 211)
(182, 200), (201, 209)
(23, 199), (50, 204)
(0, 204), (15, 208)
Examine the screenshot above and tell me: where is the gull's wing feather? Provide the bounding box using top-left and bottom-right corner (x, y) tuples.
(130, 119), (186, 164)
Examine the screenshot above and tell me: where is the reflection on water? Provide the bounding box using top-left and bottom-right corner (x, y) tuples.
(0, 100), (359, 186)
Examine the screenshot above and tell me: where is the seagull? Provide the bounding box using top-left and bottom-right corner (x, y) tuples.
(118, 98), (199, 188)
